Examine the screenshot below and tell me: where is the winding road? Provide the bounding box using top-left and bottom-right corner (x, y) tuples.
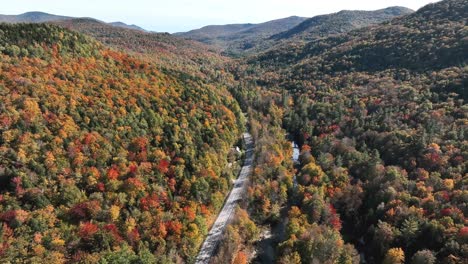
(195, 132), (254, 264)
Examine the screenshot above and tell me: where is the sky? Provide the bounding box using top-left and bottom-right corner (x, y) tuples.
(2, 0), (439, 33)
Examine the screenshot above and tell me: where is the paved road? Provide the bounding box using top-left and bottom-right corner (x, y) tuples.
(195, 132), (254, 264)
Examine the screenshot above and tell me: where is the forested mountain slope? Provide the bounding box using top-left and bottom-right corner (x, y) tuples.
(52, 18), (228, 79)
(175, 16), (307, 55)
(0, 23), (243, 262)
(249, 0), (467, 79)
(0, 11), (145, 31)
(107, 22), (145, 31)
(271, 6), (413, 41)
(177, 7), (411, 57)
(232, 0), (467, 263)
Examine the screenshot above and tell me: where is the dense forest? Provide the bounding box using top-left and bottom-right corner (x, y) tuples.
(0, 0), (466, 263)
(0, 23), (244, 262)
(228, 0), (467, 263)
(50, 18), (230, 79)
(176, 7), (411, 58)
(270, 7), (413, 41)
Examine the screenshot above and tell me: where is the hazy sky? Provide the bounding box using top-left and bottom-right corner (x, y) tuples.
(2, 0), (439, 33)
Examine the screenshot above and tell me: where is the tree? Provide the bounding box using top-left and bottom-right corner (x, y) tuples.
(232, 251), (247, 264)
(79, 222), (99, 240)
(374, 221), (397, 255)
(278, 251), (301, 264)
(400, 217), (420, 246)
(383, 248), (405, 264)
(411, 250), (436, 264)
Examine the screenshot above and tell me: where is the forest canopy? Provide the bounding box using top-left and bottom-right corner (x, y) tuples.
(0, 23), (243, 262)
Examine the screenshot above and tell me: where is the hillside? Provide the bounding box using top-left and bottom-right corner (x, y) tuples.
(232, 0), (467, 263)
(271, 6), (413, 40)
(51, 18), (228, 79)
(177, 7), (412, 57)
(176, 16), (308, 56)
(0, 23), (243, 262)
(109, 22), (145, 31)
(177, 24), (257, 41)
(248, 0), (467, 86)
(0, 11), (145, 31)
(176, 16), (307, 42)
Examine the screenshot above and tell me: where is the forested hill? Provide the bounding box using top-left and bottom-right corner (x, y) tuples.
(248, 0), (467, 94)
(107, 22), (144, 31)
(51, 18), (229, 80)
(231, 0), (467, 263)
(175, 16), (307, 55)
(0, 23), (243, 262)
(0, 12), (71, 23)
(271, 6), (413, 41)
(177, 7), (412, 57)
(176, 16), (308, 43)
(0, 11), (145, 31)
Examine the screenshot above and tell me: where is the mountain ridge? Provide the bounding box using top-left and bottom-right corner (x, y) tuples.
(175, 16), (307, 39)
(176, 7), (413, 56)
(175, 16), (308, 55)
(0, 11), (146, 31)
(49, 17), (226, 77)
(108, 21), (145, 31)
(271, 6), (413, 40)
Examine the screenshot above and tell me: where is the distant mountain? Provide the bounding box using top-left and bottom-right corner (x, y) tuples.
(0, 11), (71, 23)
(271, 6), (413, 40)
(235, 16), (309, 40)
(250, 2), (465, 77)
(0, 11), (145, 31)
(176, 16), (308, 56)
(109, 21), (145, 31)
(177, 7), (413, 56)
(177, 23), (257, 41)
(177, 16), (307, 41)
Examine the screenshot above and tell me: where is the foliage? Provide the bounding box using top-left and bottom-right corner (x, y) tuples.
(178, 7), (411, 57)
(51, 18), (230, 80)
(272, 7), (413, 41)
(231, 0), (467, 263)
(210, 208), (258, 263)
(0, 23), (242, 262)
(383, 248), (405, 264)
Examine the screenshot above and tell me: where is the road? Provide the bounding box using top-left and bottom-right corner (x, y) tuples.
(195, 132), (254, 264)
